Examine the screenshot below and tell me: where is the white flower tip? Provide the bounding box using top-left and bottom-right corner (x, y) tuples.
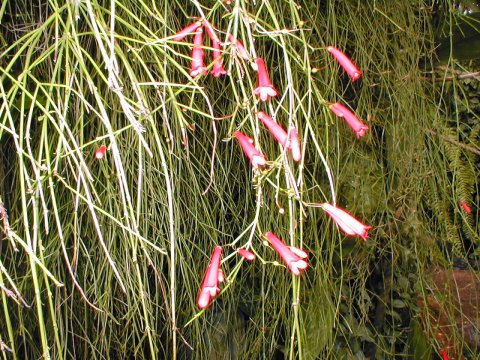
(197, 292), (210, 309)
(252, 156), (266, 168)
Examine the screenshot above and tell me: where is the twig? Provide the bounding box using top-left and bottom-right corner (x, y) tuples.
(426, 129), (480, 155)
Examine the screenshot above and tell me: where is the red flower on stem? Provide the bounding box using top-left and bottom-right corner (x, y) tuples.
(258, 111), (288, 147)
(197, 246), (223, 309)
(329, 102), (368, 139)
(257, 112), (302, 162)
(460, 201), (472, 214)
(440, 350), (450, 360)
(253, 58), (278, 102)
(321, 203), (372, 241)
(237, 248), (256, 261)
(190, 28), (208, 78)
(200, 21), (227, 77)
(233, 130), (267, 169)
(95, 145), (107, 160)
(173, 21), (202, 42)
(327, 46), (362, 81)
(264, 232), (308, 276)
(228, 34), (250, 60)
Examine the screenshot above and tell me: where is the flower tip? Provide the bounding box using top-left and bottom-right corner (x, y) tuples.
(289, 246), (308, 259)
(217, 269), (225, 283)
(460, 201), (472, 214)
(351, 71), (362, 81)
(440, 350), (450, 360)
(234, 131), (267, 169)
(197, 291), (210, 309)
(95, 145), (107, 160)
(252, 155), (267, 168)
(238, 248), (256, 261)
(211, 62), (228, 77)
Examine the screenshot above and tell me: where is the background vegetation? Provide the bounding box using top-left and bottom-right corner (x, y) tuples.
(0, 0), (478, 359)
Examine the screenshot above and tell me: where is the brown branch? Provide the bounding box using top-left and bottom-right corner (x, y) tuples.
(426, 129), (480, 155)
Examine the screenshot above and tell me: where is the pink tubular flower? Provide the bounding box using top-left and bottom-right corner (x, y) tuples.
(197, 246), (223, 309)
(173, 21), (202, 42)
(233, 131), (267, 169)
(327, 46), (362, 81)
(264, 232), (308, 276)
(329, 102), (368, 139)
(95, 145), (107, 160)
(237, 248), (256, 261)
(228, 34), (250, 60)
(440, 350), (450, 360)
(258, 112), (288, 146)
(200, 21), (227, 77)
(253, 58), (278, 102)
(289, 127), (301, 162)
(190, 28), (208, 78)
(460, 201), (472, 214)
(321, 203), (372, 241)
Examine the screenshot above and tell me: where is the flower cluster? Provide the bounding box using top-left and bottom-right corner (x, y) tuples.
(327, 47), (369, 138)
(323, 47), (372, 238)
(174, 20), (227, 78)
(171, 19), (372, 311)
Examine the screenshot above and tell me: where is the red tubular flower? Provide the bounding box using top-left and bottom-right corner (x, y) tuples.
(460, 201), (472, 214)
(321, 203), (372, 241)
(237, 248), (256, 261)
(197, 246), (223, 309)
(258, 112), (288, 147)
(201, 21), (227, 77)
(264, 232), (308, 276)
(253, 58), (278, 102)
(233, 130), (267, 169)
(440, 350), (450, 360)
(228, 34), (250, 60)
(190, 28), (208, 78)
(289, 127), (301, 162)
(173, 21), (202, 42)
(327, 46), (362, 81)
(95, 145), (107, 160)
(329, 102), (368, 139)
